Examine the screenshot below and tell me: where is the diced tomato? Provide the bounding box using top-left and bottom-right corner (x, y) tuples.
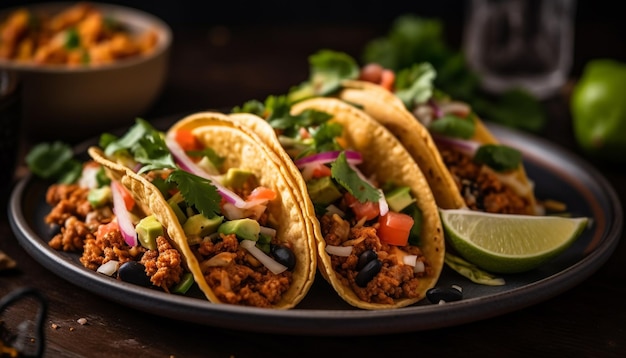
(96, 220), (120, 240)
(380, 69), (395, 91)
(312, 164), (332, 178)
(345, 193), (380, 221)
(247, 186), (277, 202)
(377, 212), (414, 246)
(174, 129), (201, 152)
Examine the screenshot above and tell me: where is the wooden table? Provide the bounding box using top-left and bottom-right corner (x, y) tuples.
(2, 17), (626, 358)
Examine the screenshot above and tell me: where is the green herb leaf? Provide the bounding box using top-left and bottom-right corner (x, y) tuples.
(428, 114), (476, 139)
(330, 151), (380, 203)
(473, 144), (522, 172)
(308, 49), (360, 96)
(64, 27), (80, 49)
(395, 62), (436, 108)
(103, 118), (176, 173)
(166, 170), (222, 218)
(444, 252), (505, 286)
(25, 142), (82, 183)
(401, 203), (423, 246)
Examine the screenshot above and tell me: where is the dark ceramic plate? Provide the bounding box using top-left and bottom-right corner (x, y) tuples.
(8, 120), (623, 336)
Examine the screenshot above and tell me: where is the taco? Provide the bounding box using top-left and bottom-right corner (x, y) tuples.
(290, 50), (539, 215)
(88, 113), (316, 309)
(232, 96), (445, 309)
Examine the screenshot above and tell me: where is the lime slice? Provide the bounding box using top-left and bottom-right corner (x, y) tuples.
(439, 209), (589, 274)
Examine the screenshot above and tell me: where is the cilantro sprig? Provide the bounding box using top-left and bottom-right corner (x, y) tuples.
(25, 141), (82, 184)
(166, 170), (222, 218)
(330, 151), (380, 203)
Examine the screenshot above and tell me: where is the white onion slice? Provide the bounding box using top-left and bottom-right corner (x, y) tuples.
(325, 245), (353, 257)
(403, 254), (426, 273)
(96, 260), (119, 276)
(259, 226), (277, 238)
(325, 204), (345, 217)
(240, 239), (287, 274)
(111, 181), (137, 247)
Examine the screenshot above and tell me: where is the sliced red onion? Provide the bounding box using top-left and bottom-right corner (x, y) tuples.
(325, 245), (353, 257)
(294, 150), (362, 169)
(96, 260), (119, 276)
(432, 134), (481, 157)
(111, 181), (137, 247)
(240, 239), (287, 274)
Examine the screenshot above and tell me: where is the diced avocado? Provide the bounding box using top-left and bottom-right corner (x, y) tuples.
(222, 168), (254, 189)
(218, 218), (260, 242)
(385, 186), (416, 212)
(167, 192), (187, 224)
(136, 215), (164, 250)
(87, 186), (112, 208)
(306, 176), (342, 206)
(183, 214), (223, 245)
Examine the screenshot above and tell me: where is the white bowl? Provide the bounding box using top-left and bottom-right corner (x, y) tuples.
(0, 2), (172, 140)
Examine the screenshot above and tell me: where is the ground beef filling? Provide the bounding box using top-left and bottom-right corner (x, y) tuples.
(439, 147), (531, 214)
(195, 233), (292, 308)
(320, 214), (431, 305)
(45, 183), (185, 292)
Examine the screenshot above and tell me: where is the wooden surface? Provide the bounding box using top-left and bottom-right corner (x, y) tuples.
(2, 17), (626, 358)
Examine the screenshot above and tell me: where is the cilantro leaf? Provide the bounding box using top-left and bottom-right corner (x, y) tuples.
(428, 114), (476, 139)
(330, 152), (380, 203)
(25, 141), (82, 184)
(166, 169), (222, 218)
(473, 144), (522, 172)
(103, 118), (176, 173)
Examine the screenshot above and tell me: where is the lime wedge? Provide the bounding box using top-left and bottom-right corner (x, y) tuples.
(439, 209), (589, 274)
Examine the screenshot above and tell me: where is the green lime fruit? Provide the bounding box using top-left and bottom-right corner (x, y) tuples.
(439, 209), (589, 274)
(571, 59), (626, 162)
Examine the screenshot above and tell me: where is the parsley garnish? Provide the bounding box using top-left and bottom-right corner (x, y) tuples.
(330, 152), (380, 203)
(473, 144), (522, 172)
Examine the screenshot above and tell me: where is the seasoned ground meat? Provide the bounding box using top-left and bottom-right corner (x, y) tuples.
(80, 221), (145, 270)
(141, 236), (184, 291)
(440, 148), (531, 214)
(196, 233), (292, 308)
(322, 214), (430, 304)
(44, 182), (186, 293)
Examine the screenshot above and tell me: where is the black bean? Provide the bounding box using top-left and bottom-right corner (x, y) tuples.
(356, 250), (377, 271)
(271, 244), (296, 271)
(117, 261), (151, 287)
(47, 223), (61, 238)
(355, 259), (382, 287)
(426, 286), (463, 304)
